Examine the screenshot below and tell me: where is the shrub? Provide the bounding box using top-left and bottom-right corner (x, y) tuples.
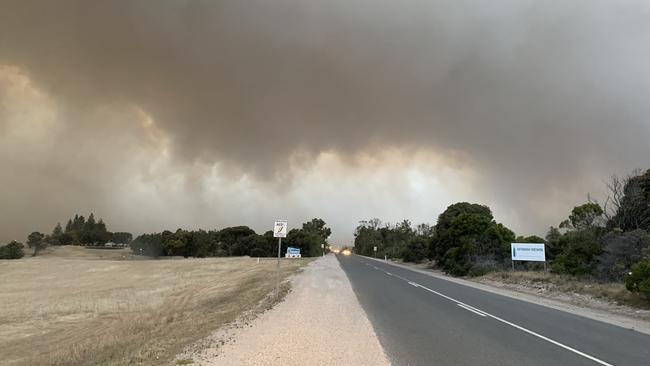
(551, 229), (601, 275)
(596, 230), (650, 281)
(402, 237), (428, 263)
(0, 241), (25, 259)
(625, 259), (650, 298)
(250, 247), (266, 258)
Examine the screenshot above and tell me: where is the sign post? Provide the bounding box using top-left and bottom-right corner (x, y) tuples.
(511, 243), (546, 271)
(273, 220), (288, 299)
(321, 243), (325, 257)
(373, 246), (377, 258)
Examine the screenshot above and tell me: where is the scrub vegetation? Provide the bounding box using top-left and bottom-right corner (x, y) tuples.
(130, 218), (331, 258)
(3, 216), (331, 260)
(354, 169), (650, 303)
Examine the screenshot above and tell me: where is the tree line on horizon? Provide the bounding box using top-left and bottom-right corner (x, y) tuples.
(130, 218), (331, 258)
(353, 169), (650, 299)
(0, 213), (133, 258)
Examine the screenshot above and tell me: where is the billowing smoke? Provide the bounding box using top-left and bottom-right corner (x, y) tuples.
(1, 0), (649, 243)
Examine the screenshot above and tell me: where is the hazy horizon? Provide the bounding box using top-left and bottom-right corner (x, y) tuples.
(2, 0), (650, 245)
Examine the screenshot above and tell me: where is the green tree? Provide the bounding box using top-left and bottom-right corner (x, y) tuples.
(302, 218), (332, 244)
(95, 219), (111, 244)
(65, 219), (73, 233)
(27, 232), (46, 256)
(160, 229), (191, 256)
(560, 202), (604, 231)
(131, 233), (163, 257)
(515, 235), (545, 243)
(545, 227), (563, 260)
(50, 223), (64, 245)
(433, 202), (514, 276)
(551, 229), (602, 275)
(607, 169), (650, 231)
(111, 232), (133, 245)
(596, 230), (650, 281)
(81, 213), (97, 244)
(285, 228), (322, 257)
(248, 232), (276, 257)
(216, 226), (256, 256)
(0, 241), (25, 259)
(625, 259), (650, 298)
(402, 237), (428, 263)
(73, 215), (85, 231)
(354, 220), (384, 257)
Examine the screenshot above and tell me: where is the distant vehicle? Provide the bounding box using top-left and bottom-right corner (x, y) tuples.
(342, 249), (351, 256)
(333, 249), (341, 254)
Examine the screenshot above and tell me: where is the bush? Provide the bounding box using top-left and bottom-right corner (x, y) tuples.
(596, 230), (650, 281)
(625, 259), (650, 298)
(402, 237), (428, 263)
(551, 229), (601, 275)
(467, 256), (501, 277)
(442, 246), (472, 276)
(250, 247), (266, 258)
(0, 241), (25, 259)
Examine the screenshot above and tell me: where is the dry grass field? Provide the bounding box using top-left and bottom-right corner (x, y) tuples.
(0, 246), (309, 366)
(477, 270), (650, 310)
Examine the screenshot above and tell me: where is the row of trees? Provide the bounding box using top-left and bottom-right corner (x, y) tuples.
(354, 203), (519, 276)
(3, 213), (133, 257)
(354, 169), (650, 298)
(131, 218), (331, 258)
(48, 213), (132, 246)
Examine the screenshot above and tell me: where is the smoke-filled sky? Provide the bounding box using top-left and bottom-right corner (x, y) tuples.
(1, 0), (649, 245)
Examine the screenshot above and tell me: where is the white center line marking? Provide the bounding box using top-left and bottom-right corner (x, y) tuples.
(457, 303), (487, 317)
(406, 281), (614, 366)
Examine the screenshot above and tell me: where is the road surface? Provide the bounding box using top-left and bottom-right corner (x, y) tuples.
(337, 254), (650, 366)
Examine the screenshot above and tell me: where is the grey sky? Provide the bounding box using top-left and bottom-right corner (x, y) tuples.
(1, 1), (649, 245)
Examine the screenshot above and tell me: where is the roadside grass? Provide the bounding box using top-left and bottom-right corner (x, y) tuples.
(0, 248), (310, 366)
(478, 270), (650, 309)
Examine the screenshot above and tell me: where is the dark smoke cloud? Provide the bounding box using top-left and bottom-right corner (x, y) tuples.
(1, 0), (650, 242)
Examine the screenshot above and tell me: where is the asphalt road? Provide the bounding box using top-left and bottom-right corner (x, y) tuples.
(337, 254), (650, 366)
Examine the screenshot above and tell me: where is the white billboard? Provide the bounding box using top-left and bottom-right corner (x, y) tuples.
(511, 243), (546, 262)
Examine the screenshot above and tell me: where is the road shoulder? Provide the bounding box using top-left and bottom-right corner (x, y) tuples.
(175, 255), (390, 366)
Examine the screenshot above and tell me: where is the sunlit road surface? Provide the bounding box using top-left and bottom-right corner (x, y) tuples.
(337, 254), (650, 366)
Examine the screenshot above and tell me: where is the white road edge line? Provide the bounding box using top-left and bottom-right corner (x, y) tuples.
(457, 303), (487, 317)
(407, 281), (614, 366)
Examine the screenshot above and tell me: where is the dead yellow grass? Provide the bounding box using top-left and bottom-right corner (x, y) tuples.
(479, 271), (650, 309)
(0, 247), (310, 366)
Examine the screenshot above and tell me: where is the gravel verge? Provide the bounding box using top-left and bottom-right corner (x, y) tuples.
(175, 255), (390, 366)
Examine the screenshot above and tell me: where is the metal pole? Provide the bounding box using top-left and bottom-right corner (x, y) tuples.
(512, 260), (515, 271)
(275, 237), (281, 299)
